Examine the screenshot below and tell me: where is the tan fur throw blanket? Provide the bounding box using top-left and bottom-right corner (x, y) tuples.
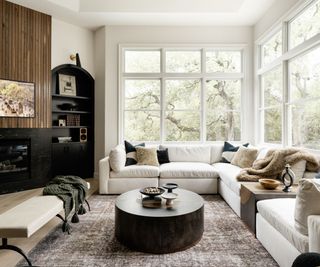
(237, 148), (320, 182)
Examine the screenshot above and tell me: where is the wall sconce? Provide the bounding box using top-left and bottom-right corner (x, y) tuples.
(69, 53), (81, 68)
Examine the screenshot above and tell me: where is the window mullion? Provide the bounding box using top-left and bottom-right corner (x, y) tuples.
(161, 48), (166, 143)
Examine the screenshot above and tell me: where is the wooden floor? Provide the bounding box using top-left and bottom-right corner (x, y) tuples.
(0, 178), (98, 267)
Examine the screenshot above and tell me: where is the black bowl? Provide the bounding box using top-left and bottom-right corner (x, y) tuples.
(162, 183), (178, 193)
(140, 187), (165, 197)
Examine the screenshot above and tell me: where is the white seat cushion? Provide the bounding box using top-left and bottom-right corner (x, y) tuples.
(110, 165), (159, 178)
(160, 162), (218, 178)
(257, 198), (309, 253)
(0, 196), (63, 238)
(160, 145), (211, 163)
(212, 162), (242, 195)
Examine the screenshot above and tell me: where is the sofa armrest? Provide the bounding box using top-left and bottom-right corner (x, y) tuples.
(308, 215), (320, 253)
(99, 156), (110, 194)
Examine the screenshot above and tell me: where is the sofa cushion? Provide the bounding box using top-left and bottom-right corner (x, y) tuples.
(221, 141), (249, 163)
(294, 179), (320, 236)
(213, 162), (242, 195)
(231, 146), (258, 168)
(109, 145), (126, 172)
(160, 145), (211, 163)
(210, 144), (224, 164)
(136, 147), (159, 166)
(110, 165), (159, 178)
(124, 140), (145, 166)
(160, 162), (218, 178)
(157, 148), (170, 165)
(257, 198), (309, 253)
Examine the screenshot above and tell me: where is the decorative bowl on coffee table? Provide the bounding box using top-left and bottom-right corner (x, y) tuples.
(162, 192), (178, 206)
(139, 187), (165, 197)
(162, 183), (178, 193)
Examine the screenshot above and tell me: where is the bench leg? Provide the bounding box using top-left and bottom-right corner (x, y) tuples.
(0, 238), (32, 266)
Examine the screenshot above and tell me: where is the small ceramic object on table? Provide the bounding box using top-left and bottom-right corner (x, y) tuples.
(259, 178), (281, 190)
(162, 192), (178, 206)
(162, 183), (178, 193)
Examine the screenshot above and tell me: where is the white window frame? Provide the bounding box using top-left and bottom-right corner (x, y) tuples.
(119, 44), (248, 144)
(256, 0), (320, 150)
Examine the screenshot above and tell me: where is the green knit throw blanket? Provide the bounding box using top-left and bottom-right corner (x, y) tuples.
(43, 175), (88, 220)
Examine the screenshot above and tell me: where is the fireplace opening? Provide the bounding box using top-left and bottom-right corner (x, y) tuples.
(0, 138), (31, 183)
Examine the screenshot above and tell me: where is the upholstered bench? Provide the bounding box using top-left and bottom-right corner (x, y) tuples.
(0, 196), (65, 266)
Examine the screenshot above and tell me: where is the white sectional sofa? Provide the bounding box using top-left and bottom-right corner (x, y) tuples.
(257, 198), (320, 267)
(99, 143), (260, 216)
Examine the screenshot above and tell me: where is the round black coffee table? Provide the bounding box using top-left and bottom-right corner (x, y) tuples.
(115, 188), (204, 254)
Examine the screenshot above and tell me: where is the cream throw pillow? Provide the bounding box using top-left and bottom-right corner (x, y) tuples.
(290, 160), (307, 183)
(109, 145), (126, 172)
(136, 147), (159, 166)
(294, 179), (320, 236)
(231, 146), (258, 168)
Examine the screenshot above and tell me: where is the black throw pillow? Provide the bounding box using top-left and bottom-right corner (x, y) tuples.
(124, 140), (145, 166)
(157, 148), (170, 165)
(221, 141), (249, 163)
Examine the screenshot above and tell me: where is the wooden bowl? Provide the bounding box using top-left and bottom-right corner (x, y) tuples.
(259, 179), (281, 190)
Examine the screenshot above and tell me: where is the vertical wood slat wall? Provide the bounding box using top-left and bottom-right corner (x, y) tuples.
(0, 0), (51, 128)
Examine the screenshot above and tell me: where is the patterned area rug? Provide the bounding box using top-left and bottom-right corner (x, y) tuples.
(17, 195), (278, 267)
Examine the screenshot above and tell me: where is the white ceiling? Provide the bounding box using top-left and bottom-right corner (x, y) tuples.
(8, 0), (276, 30)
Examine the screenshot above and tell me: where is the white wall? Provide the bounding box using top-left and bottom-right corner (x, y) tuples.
(94, 27), (107, 174)
(98, 25), (254, 155)
(51, 18), (95, 77)
(254, 0), (301, 40)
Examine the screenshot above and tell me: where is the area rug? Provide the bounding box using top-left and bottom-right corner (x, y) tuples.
(17, 195), (278, 267)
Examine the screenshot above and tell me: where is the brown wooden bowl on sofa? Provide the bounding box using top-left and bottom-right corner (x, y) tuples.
(259, 179), (281, 190)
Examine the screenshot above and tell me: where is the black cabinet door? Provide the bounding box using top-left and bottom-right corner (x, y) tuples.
(52, 142), (92, 178)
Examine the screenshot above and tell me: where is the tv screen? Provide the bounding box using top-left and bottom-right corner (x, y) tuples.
(0, 78), (35, 117)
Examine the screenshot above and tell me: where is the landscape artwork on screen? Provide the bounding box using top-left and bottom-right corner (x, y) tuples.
(0, 79), (35, 117)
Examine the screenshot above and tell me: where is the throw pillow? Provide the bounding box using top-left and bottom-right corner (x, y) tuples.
(124, 140), (145, 166)
(221, 141), (249, 163)
(157, 148), (170, 165)
(231, 146), (258, 168)
(109, 144), (126, 172)
(136, 147), (159, 166)
(294, 179), (320, 236)
(290, 160), (307, 183)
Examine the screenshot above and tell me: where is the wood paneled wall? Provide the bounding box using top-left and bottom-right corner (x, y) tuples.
(0, 0), (51, 128)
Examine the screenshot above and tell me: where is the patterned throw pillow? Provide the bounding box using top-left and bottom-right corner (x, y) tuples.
(136, 147), (159, 166)
(124, 140), (145, 166)
(157, 149), (170, 165)
(221, 141), (249, 163)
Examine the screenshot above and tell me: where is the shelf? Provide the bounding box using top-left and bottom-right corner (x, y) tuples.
(52, 110), (91, 114)
(52, 141), (90, 145)
(52, 126), (89, 129)
(52, 94), (90, 100)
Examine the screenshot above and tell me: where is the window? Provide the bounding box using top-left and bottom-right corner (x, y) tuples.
(261, 30), (282, 66)
(120, 47), (244, 142)
(289, 46), (320, 149)
(261, 66), (282, 143)
(257, 0), (320, 149)
(289, 0), (320, 49)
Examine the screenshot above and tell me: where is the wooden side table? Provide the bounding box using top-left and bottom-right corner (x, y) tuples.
(240, 182), (297, 234)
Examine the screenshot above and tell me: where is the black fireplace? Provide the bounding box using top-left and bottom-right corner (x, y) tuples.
(0, 129), (52, 194)
(0, 138), (31, 182)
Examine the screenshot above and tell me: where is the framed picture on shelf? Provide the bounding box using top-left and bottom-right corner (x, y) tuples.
(0, 78), (35, 117)
(58, 74), (76, 96)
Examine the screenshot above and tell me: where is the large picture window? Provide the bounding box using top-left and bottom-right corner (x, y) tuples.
(257, 0), (320, 149)
(120, 47), (244, 142)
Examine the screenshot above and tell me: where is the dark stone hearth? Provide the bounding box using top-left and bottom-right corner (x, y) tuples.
(0, 129), (51, 194)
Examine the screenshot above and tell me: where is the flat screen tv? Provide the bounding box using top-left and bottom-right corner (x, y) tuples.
(0, 78), (35, 117)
